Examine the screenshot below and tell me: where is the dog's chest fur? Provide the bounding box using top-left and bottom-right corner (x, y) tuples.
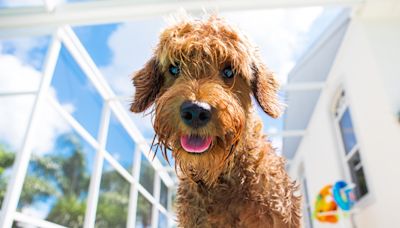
(175, 142), (294, 228)
(173, 117), (300, 228)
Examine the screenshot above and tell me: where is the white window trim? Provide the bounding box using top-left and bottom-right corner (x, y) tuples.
(331, 85), (373, 210)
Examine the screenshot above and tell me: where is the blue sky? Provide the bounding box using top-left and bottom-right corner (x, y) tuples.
(73, 24), (119, 67)
(0, 6), (344, 167)
(0, 0), (42, 8)
(0, 4), (343, 219)
(0, 5), (345, 164)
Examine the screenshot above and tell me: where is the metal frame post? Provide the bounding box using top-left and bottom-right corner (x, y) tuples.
(151, 174), (161, 228)
(83, 103), (111, 228)
(127, 145), (143, 228)
(0, 31), (61, 228)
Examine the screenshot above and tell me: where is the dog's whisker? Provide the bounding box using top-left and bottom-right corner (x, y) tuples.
(149, 134), (158, 161)
(161, 143), (171, 166)
(224, 143), (236, 163)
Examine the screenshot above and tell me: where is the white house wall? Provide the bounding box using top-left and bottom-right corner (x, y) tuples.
(289, 3), (400, 228)
(362, 20), (400, 116)
(289, 73), (348, 228)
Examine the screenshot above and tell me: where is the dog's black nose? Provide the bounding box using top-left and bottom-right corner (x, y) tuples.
(180, 101), (211, 128)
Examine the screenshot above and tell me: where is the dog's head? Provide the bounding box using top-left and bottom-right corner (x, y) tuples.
(131, 16), (281, 185)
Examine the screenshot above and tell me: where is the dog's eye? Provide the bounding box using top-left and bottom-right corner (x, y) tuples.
(222, 67), (234, 79)
(169, 64), (180, 76)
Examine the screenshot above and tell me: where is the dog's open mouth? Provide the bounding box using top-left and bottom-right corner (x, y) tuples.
(180, 135), (212, 153)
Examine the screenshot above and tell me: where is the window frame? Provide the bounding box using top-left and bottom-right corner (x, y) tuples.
(0, 27), (176, 228)
(331, 86), (372, 209)
(298, 163), (314, 228)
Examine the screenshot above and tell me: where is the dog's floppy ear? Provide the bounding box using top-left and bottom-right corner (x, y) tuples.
(251, 59), (282, 118)
(130, 57), (163, 113)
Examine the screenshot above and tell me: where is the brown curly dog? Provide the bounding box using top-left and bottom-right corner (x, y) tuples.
(130, 15), (301, 228)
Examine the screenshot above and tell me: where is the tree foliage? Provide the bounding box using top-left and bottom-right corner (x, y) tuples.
(0, 145), (16, 207)
(0, 134), (156, 227)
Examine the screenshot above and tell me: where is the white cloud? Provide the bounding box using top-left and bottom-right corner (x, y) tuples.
(100, 9), (322, 137)
(0, 35), (50, 71)
(267, 127), (278, 134)
(0, 54), (71, 154)
(102, 8), (322, 94)
(99, 19), (166, 137)
(130, 111), (156, 140)
(221, 7), (323, 83)
(99, 18), (165, 96)
(0, 55), (41, 92)
(61, 102), (75, 114)
(270, 136), (283, 156)
(265, 127), (283, 155)
(19, 201), (51, 223)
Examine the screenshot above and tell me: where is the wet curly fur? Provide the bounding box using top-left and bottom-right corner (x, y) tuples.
(130, 15), (301, 228)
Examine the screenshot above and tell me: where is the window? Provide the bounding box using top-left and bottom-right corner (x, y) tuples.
(338, 109), (357, 155)
(0, 27), (176, 227)
(298, 165), (313, 228)
(334, 90), (369, 201)
(0, 34), (50, 210)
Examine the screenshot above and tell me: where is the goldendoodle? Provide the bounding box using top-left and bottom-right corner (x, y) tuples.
(130, 15), (301, 228)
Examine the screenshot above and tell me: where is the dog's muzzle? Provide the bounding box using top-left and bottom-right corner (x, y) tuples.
(180, 101), (211, 128)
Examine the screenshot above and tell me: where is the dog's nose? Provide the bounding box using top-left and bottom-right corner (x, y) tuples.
(180, 101), (212, 128)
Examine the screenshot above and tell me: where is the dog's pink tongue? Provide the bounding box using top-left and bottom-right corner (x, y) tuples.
(180, 135), (212, 153)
